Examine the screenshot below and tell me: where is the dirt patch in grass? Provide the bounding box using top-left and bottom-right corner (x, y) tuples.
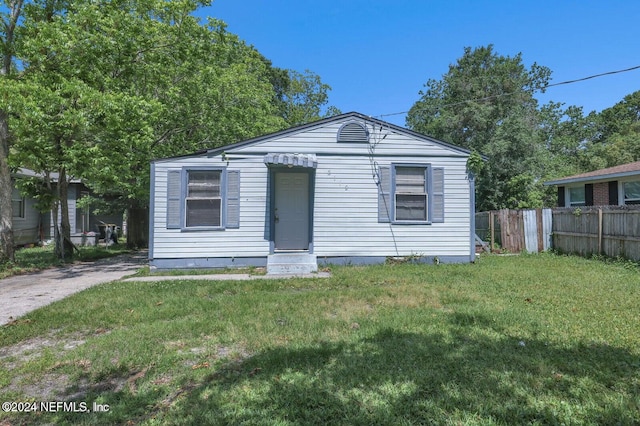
(0, 329), (104, 399)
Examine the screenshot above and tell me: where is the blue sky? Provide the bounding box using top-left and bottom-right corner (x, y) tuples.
(198, 1), (640, 126)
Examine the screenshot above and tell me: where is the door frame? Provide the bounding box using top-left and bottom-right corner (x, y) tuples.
(268, 167), (315, 253)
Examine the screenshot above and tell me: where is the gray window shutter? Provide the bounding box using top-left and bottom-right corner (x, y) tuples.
(432, 167), (444, 223)
(378, 166), (391, 223)
(226, 170), (240, 228)
(608, 181), (618, 205)
(166, 170), (182, 229)
(557, 186), (565, 207)
(585, 183), (594, 206)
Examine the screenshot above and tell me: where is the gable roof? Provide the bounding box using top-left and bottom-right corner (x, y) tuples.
(153, 112), (473, 163)
(545, 161), (640, 186)
(211, 111), (472, 157)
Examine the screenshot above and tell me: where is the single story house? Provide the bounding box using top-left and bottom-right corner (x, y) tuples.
(6, 168), (124, 246)
(10, 169), (45, 246)
(149, 112), (477, 273)
(545, 161), (640, 207)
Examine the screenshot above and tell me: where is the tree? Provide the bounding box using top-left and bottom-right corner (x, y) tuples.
(406, 45), (552, 210)
(10, 0), (289, 252)
(7, 0), (340, 255)
(278, 69), (341, 126)
(582, 90), (640, 169)
(0, 0), (25, 262)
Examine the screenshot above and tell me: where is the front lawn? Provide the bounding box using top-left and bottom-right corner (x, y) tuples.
(1, 254), (639, 425)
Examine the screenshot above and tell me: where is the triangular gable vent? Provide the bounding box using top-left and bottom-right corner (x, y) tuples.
(337, 122), (369, 143)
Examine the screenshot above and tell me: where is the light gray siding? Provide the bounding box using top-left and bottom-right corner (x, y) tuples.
(13, 195), (42, 245)
(151, 114), (473, 264)
(152, 156), (271, 258)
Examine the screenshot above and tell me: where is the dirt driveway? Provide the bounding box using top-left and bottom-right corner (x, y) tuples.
(0, 251), (147, 325)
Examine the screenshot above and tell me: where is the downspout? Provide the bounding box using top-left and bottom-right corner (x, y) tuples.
(469, 171), (476, 262)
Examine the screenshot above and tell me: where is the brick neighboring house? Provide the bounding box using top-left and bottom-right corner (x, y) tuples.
(545, 161), (640, 207)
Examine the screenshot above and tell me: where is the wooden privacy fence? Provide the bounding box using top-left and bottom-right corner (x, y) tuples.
(552, 206), (640, 261)
(476, 206), (640, 260)
(475, 209), (552, 253)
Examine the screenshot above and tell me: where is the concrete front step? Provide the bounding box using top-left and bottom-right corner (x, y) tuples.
(267, 253), (318, 275)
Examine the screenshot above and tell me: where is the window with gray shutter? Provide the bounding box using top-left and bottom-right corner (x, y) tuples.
(395, 167), (428, 221)
(378, 166), (391, 223)
(166, 170), (182, 229)
(382, 164), (445, 224)
(432, 167), (445, 223)
(186, 170), (222, 227)
(166, 167), (239, 230)
(226, 170), (240, 228)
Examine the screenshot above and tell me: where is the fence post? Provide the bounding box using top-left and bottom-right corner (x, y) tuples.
(536, 208), (544, 253)
(489, 211), (495, 252)
(598, 208), (603, 255)
(519, 210), (525, 252)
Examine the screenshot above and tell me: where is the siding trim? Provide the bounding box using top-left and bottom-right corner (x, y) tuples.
(150, 255), (473, 269)
(149, 162), (156, 260)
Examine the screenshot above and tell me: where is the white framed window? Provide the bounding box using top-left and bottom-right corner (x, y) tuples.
(185, 170), (222, 228)
(623, 181), (640, 205)
(378, 164), (444, 224)
(394, 166), (428, 222)
(11, 187), (25, 219)
(568, 187), (585, 207)
(166, 168), (239, 231)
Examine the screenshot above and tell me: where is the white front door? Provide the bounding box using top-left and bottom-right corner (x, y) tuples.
(274, 172), (309, 250)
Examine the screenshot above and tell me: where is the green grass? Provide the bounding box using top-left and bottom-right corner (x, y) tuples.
(1, 253), (639, 425)
(0, 244), (132, 279)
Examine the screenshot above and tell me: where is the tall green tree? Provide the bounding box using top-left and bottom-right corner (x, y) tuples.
(10, 0), (289, 252)
(583, 90), (640, 169)
(0, 0), (25, 262)
(7, 0), (339, 255)
(406, 45), (552, 210)
(535, 103), (600, 205)
(278, 69), (340, 126)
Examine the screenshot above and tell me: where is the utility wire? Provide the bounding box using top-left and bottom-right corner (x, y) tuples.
(376, 64), (640, 119)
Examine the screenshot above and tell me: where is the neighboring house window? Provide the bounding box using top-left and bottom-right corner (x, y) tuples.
(568, 187), (585, 207)
(166, 168), (240, 230)
(378, 163), (444, 224)
(186, 170), (222, 227)
(623, 181), (640, 205)
(11, 187), (25, 219)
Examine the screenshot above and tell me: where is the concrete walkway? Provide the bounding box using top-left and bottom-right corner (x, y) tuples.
(0, 251), (148, 325)
(1, 252), (330, 325)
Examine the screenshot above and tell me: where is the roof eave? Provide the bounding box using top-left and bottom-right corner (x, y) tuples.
(544, 170), (640, 186)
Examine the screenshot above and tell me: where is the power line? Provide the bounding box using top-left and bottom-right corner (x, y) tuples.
(377, 64), (640, 119)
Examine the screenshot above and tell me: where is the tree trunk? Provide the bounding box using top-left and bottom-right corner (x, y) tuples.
(55, 167), (74, 260)
(126, 206), (149, 249)
(0, 110), (15, 263)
